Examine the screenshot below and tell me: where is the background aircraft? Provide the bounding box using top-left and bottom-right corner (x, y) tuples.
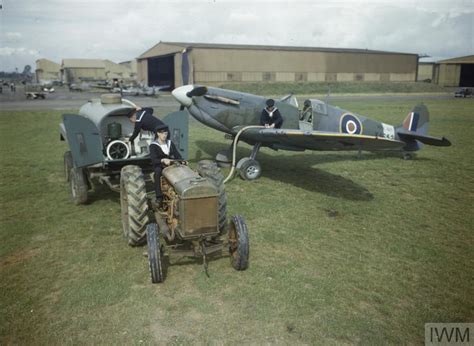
(172, 85), (451, 180)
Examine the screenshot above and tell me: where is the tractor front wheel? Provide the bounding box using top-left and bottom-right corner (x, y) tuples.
(146, 223), (164, 283)
(228, 215), (249, 270)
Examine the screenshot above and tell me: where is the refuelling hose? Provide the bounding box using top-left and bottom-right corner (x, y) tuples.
(223, 125), (265, 184)
(122, 98), (139, 109)
(123, 97), (262, 184)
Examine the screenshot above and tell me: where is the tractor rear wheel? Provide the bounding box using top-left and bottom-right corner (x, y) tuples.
(64, 151), (73, 182)
(69, 167), (88, 205)
(146, 223), (164, 283)
(228, 215), (249, 270)
(120, 165), (149, 246)
(197, 160), (227, 234)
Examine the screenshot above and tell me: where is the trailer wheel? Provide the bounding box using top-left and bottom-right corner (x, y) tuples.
(69, 167), (88, 205)
(197, 160), (227, 233)
(64, 151), (73, 182)
(120, 165), (149, 246)
(228, 215), (249, 270)
(146, 223), (164, 283)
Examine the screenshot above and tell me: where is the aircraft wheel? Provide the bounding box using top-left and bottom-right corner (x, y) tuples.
(120, 165), (149, 246)
(228, 215), (249, 271)
(402, 152), (415, 160)
(69, 167), (88, 205)
(64, 151), (73, 182)
(146, 223), (164, 283)
(237, 158), (261, 180)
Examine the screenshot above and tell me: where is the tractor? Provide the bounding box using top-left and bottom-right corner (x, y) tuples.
(120, 160), (249, 283)
(60, 94), (249, 282)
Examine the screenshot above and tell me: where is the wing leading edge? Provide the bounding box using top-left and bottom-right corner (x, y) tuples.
(233, 127), (405, 151)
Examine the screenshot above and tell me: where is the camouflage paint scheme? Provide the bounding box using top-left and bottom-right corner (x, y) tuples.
(172, 85), (450, 154)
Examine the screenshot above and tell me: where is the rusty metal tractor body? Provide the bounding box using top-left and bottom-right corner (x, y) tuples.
(139, 161), (249, 283)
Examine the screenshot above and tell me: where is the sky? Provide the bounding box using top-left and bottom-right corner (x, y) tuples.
(0, 0), (473, 72)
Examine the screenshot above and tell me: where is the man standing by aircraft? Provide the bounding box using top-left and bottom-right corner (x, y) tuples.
(260, 99), (283, 128)
(127, 107), (166, 145)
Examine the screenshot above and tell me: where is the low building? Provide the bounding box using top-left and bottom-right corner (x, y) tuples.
(136, 41), (419, 88)
(61, 59), (106, 84)
(417, 57), (437, 82)
(35, 59), (61, 84)
(60, 59), (134, 84)
(119, 60), (138, 80)
(104, 60), (135, 82)
(433, 55), (474, 87)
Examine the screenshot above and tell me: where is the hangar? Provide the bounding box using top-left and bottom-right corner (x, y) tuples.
(35, 59), (61, 84)
(417, 57), (436, 82)
(433, 55), (474, 87)
(60, 59), (134, 84)
(136, 41), (419, 88)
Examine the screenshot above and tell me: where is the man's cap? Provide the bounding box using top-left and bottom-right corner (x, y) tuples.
(126, 108), (137, 118)
(154, 124), (169, 133)
(266, 99), (275, 107)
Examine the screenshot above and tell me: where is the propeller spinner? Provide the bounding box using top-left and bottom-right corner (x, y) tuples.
(172, 85), (207, 108)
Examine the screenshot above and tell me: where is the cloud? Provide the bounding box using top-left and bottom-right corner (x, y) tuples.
(3, 32), (23, 42)
(0, 0), (472, 71)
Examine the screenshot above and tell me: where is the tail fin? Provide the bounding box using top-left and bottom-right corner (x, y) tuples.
(401, 104), (429, 135)
(396, 104), (451, 150)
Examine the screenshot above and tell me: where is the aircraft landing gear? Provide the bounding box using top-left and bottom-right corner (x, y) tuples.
(236, 143), (262, 181)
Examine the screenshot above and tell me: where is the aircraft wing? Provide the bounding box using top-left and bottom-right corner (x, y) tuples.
(233, 127), (405, 151)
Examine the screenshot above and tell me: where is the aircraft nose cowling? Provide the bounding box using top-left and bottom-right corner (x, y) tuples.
(172, 85), (194, 107)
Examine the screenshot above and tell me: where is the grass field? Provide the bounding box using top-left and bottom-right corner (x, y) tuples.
(0, 98), (473, 344)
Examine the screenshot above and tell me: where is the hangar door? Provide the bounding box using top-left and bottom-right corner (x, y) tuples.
(148, 55), (174, 90)
(459, 64), (474, 87)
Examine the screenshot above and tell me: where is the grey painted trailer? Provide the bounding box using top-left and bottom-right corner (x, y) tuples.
(60, 93), (188, 204)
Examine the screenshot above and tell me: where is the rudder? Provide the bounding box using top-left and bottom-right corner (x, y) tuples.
(400, 104), (429, 135)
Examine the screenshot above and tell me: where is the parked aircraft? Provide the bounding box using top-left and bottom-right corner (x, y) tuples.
(172, 85), (451, 180)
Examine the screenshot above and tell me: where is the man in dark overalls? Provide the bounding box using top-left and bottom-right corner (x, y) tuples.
(127, 107), (166, 146)
(260, 99), (283, 129)
(149, 125), (183, 203)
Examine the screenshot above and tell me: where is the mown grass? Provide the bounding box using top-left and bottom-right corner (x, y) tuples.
(0, 98), (473, 344)
(218, 81), (450, 95)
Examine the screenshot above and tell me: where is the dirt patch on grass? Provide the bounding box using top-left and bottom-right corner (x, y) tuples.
(0, 248), (40, 270)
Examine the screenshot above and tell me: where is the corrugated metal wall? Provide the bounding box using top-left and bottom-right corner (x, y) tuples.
(191, 48), (416, 84)
(417, 64), (434, 81)
(63, 68), (106, 83)
(436, 64), (461, 86)
(137, 43), (418, 86)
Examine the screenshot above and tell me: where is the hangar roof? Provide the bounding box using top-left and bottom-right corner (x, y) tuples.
(138, 41), (418, 59)
(35, 59), (60, 71)
(61, 59), (105, 68)
(437, 55), (474, 64)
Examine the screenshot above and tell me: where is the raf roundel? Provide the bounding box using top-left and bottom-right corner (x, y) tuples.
(340, 113), (362, 135)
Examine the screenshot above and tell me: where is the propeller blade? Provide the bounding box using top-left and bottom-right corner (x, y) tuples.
(186, 86), (207, 97)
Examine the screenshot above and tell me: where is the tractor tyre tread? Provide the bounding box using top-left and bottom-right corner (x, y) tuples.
(120, 165), (149, 246)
